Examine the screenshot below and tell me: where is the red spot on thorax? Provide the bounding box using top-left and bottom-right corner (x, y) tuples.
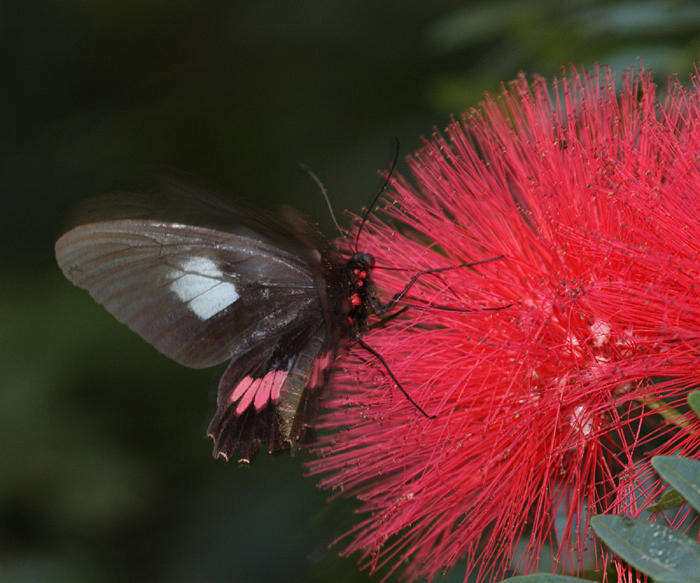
(349, 293), (362, 307)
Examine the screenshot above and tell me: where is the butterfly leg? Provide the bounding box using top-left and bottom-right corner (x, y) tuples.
(368, 306), (409, 331)
(355, 337), (435, 419)
(397, 301), (515, 313)
(374, 255), (505, 314)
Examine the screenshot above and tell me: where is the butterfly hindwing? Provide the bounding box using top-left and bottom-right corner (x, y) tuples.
(207, 326), (329, 462)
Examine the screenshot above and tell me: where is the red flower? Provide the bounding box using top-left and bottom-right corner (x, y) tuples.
(307, 66), (699, 582)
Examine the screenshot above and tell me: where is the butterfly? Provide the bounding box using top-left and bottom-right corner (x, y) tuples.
(55, 173), (506, 463)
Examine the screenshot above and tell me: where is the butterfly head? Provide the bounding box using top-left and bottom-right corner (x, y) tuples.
(348, 252), (375, 270)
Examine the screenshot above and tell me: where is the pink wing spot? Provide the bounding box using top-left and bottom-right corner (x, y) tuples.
(230, 376), (253, 403)
(235, 378), (259, 414)
(310, 352), (332, 387)
(232, 369), (289, 415)
(270, 370), (287, 401)
(253, 372), (275, 411)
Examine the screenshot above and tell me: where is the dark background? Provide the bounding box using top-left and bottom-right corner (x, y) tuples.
(1, 2), (697, 581)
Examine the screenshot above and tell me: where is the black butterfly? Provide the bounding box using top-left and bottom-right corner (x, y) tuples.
(55, 173), (505, 462)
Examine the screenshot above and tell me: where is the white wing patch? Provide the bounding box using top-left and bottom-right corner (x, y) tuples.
(169, 256), (239, 320)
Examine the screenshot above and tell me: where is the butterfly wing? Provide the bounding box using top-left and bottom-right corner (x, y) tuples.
(55, 177), (343, 461)
(207, 326), (331, 462)
(55, 219), (320, 368)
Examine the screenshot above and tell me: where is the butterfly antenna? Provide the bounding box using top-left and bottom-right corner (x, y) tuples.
(299, 163), (347, 239)
(354, 138), (400, 253)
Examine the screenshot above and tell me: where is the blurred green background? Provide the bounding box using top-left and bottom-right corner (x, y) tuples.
(1, 2), (697, 582)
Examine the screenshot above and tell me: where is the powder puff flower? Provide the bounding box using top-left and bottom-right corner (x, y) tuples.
(307, 66), (699, 582)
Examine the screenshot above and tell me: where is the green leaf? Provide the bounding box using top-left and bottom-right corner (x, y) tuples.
(652, 456), (700, 513)
(645, 488), (687, 512)
(591, 515), (700, 583)
(689, 391), (700, 417)
(500, 575), (592, 582)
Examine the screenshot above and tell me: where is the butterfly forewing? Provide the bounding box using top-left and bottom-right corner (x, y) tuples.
(56, 220), (319, 368)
